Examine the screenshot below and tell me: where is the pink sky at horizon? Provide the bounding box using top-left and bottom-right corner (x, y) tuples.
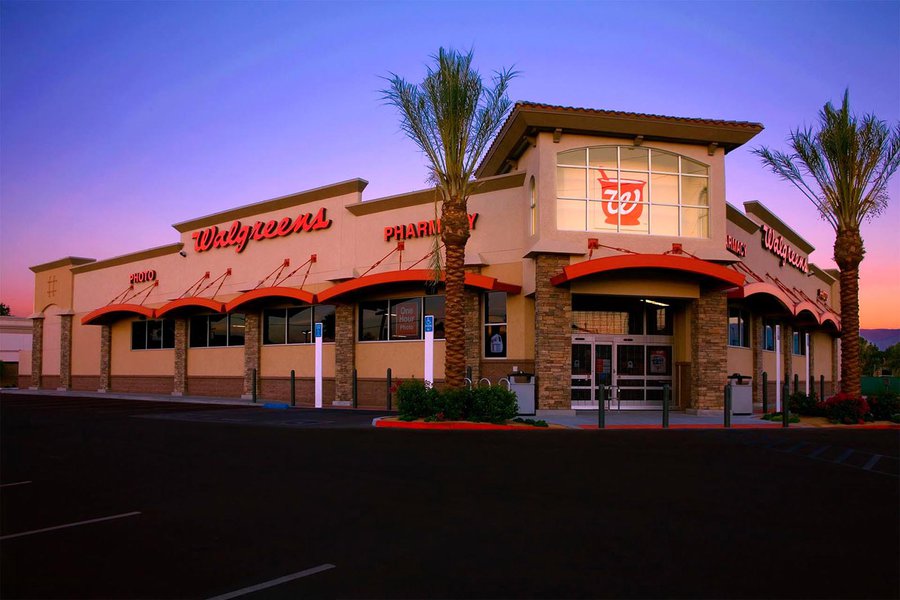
(1, 1), (898, 327)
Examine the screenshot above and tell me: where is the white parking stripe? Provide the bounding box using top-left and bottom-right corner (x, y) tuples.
(0, 481), (32, 488)
(0, 511), (141, 540)
(862, 454), (882, 471)
(206, 563), (336, 600)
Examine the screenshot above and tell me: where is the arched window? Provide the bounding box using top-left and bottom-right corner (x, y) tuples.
(529, 175), (537, 235)
(556, 146), (710, 238)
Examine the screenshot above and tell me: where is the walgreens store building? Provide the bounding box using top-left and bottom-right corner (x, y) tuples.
(22, 103), (842, 413)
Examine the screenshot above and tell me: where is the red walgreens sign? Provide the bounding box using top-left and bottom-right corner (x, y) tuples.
(598, 170), (645, 226)
(192, 208), (332, 254)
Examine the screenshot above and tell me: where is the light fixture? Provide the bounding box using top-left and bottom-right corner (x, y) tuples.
(179, 250), (187, 257)
(641, 299), (669, 307)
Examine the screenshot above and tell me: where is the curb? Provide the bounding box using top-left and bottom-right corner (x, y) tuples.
(374, 419), (557, 431)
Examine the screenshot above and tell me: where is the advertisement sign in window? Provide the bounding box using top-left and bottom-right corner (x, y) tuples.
(393, 300), (420, 338)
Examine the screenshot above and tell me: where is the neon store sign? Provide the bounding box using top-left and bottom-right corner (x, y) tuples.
(761, 224), (808, 273)
(384, 213), (479, 242)
(191, 208), (332, 254)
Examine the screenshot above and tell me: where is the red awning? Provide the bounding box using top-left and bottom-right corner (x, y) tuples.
(316, 269), (521, 303)
(156, 297), (225, 318)
(224, 287), (316, 313)
(550, 254), (745, 288)
(81, 303), (155, 325)
(728, 281), (794, 313)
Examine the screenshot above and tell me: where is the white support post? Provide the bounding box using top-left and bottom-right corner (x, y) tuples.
(805, 332), (811, 396)
(424, 315), (434, 386)
(314, 322), (323, 409)
(775, 324), (782, 412)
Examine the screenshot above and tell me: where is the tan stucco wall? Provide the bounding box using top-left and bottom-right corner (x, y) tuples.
(72, 321), (101, 375)
(571, 277), (699, 299)
(260, 344), (336, 378)
(110, 319), (174, 376)
(188, 347), (244, 377)
(19, 350), (32, 375)
(727, 346), (753, 376)
(355, 340), (446, 380)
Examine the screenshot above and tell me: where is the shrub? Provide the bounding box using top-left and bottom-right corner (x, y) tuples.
(788, 392), (823, 416)
(822, 393), (869, 425)
(867, 391), (900, 421)
(396, 379), (432, 419)
(434, 387), (472, 421)
(470, 385), (518, 423)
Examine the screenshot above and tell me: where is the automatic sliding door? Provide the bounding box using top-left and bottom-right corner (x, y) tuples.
(571, 343), (593, 408)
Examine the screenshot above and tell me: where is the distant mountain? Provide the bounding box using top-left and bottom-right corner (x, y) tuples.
(860, 329), (900, 350)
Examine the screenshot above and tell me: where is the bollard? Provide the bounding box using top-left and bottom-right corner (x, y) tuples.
(662, 384), (670, 429)
(290, 370), (296, 407)
(762, 372), (768, 414)
(386, 368), (392, 411)
(794, 374), (799, 395)
(251, 368), (257, 404)
(352, 368), (358, 409)
(598, 385), (605, 429)
(820, 375), (825, 402)
(724, 384), (732, 428)
(782, 382), (790, 428)
(466, 366), (472, 384)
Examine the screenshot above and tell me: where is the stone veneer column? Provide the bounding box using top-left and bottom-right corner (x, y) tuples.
(242, 311), (261, 398)
(334, 303), (355, 404)
(172, 318), (187, 396)
(30, 316), (44, 390)
(464, 266), (483, 383)
(751, 315), (764, 405)
(58, 313), (73, 390)
(689, 289), (727, 411)
(98, 324), (111, 392)
(534, 254), (572, 411)
(782, 323), (793, 393)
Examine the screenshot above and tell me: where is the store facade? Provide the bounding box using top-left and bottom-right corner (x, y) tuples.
(20, 103), (842, 412)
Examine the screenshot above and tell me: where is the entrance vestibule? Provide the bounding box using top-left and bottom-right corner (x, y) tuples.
(570, 295), (677, 410)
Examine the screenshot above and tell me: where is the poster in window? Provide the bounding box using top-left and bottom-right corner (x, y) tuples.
(395, 302), (419, 338)
(649, 349), (667, 374)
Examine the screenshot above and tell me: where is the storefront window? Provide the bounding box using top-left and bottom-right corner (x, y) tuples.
(728, 308), (750, 348)
(557, 146), (710, 237)
(131, 318), (175, 350)
(484, 291), (507, 358)
(358, 297), (445, 342)
(762, 320), (776, 351)
(793, 330), (807, 356)
(190, 314), (246, 348)
(264, 306), (334, 344)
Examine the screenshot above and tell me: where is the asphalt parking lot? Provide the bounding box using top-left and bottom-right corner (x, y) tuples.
(1, 392), (898, 599)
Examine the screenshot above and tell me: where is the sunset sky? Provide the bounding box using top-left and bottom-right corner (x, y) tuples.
(1, 1), (898, 326)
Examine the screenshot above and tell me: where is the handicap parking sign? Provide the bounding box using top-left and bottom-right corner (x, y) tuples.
(315, 323), (323, 338)
(424, 315), (434, 333)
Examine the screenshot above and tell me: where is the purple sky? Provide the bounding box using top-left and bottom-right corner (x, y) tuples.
(2, 1), (898, 326)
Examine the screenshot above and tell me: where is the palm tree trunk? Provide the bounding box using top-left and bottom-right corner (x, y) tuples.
(834, 228), (865, 398)
(441, 196), (470, 389)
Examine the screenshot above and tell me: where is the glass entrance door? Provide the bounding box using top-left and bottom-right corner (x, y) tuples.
(571, 336), (673, 410)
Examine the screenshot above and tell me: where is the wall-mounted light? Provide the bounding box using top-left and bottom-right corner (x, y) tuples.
(178, 250), (187, 257)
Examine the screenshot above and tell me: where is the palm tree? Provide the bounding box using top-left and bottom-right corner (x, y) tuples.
(754, 90), (900, 397)
(382, 49), (516, 388)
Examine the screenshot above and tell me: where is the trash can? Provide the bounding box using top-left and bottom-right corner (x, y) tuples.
(727, 373), (753, 416)
(508, 372), (535, 416)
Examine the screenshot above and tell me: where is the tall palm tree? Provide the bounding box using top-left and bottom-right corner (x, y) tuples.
(383, 49), (516, 388)
(754, 90), (900, 397)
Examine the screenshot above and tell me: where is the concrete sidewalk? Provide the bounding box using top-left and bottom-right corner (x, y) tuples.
(3, 388), (791, 428)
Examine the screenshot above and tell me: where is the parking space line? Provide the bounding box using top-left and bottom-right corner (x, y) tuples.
(808, 445), (830, 458)
(0, 511), (141, 541)
(0, 481), (32, 488)
(206, 563), (336, 600)
(834, 449), (854, 464)
(862, 454), (882, 471)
